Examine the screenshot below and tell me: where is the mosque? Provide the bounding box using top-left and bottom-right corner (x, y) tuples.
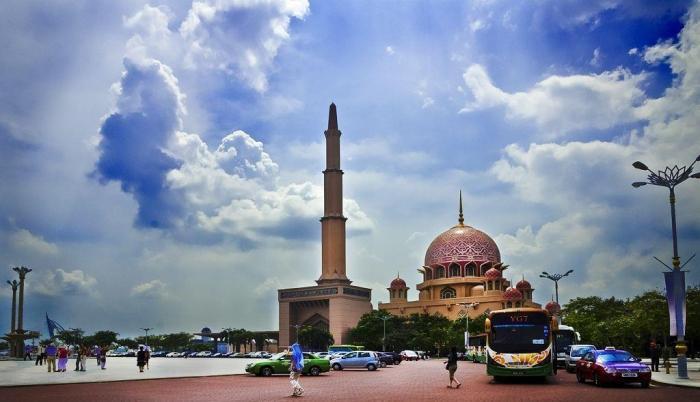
(378, 194), (540, 319)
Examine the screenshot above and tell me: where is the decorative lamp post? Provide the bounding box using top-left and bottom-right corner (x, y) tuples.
(292, 324), (302, 345)
(539, 270), (573, 325)
(379, 315), (390, 352)
(141, 327), (152, 347)
(632, 155), (700, 380)
(458, 302), (479, 349)
(12, 266), (32, 333)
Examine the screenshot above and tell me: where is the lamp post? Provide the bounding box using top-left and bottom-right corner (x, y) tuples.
(632, 155), (700, 380)
(379, 315), (390, 352)
(140, 327), (152, 347)
(458, 302), (479, 349)
(539, 270), (574, 307)
(292, 324), (302, 345)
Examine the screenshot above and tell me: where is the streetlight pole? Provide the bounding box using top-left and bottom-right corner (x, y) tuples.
(140, 327), (152, 348)
(380, 316), (390, 352)
(632, 155), (700, 380)
(458, 302), (479, 349)
(292, 324), (302, 345)
(540, 270), (574, 325)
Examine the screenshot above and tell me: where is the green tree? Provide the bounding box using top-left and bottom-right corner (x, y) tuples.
(298, 326), (334, 351)
(85, 330), (119, 347)
(118, 338), (138, 349)
(161, 332), (193, 351)
(57, 328), (84, 345)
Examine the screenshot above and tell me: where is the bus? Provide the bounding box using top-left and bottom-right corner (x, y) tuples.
(554, 324), (581, 367)
(328, 345), (364, 353)
(485, 308), (558, 379)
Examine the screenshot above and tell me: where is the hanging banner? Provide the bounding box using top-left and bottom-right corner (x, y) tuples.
(664, 270), (686, 337)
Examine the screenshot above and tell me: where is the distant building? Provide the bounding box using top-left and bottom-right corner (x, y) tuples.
(379, 194), (540, 319)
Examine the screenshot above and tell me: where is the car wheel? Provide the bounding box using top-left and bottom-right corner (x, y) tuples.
(576, 370), (585, 383)
(261, 367), (273, 377)
(593, 373), (601, 387)
(309, 366), (321, 376)
(332, 363), (342, 371)
(367, 364), (377, 371)
(641, 381), (649, 388)
(380, 361), (387, 368)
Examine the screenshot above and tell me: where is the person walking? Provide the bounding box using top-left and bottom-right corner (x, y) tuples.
(80, 345), (88, 371)
(649, 341), (660, 372)
(57, 345), (69, 372)
(289, 343), (305, 397)
(23, 344), (32, 361)
(100, 346), (107, 370)
(137, 346), (147, 373)
(145, 347), (151, 370)
(74, 345), (82, 371)
(35, 344), (45, 366)
(94, 345), (101, 366)
(46, 343), (57, 373)
(444, 346), (461, 389)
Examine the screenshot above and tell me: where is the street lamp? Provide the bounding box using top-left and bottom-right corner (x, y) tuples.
(458, 302), (479, 349)
(379, 315), (390, 352)
(539, 270), (574, 306)
(140, 327), (152, 347)
(292, 324), (302, 345)
(632, 154), (700, 380)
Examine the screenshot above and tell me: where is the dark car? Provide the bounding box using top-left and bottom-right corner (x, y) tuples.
(376, 352), (394, 367)
(378, 352), (402, 365)
(576, 348), (651, 388)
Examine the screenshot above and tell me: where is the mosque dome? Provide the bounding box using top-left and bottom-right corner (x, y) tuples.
(516, 278), (532, 290)
(484, 267), (502, 280)
(545, 300), (561, 315)
(200, 327), (212, 334)
(389, 275), (407, 289)
(424, 223), (501, 267)
(503, 287), (523, 302)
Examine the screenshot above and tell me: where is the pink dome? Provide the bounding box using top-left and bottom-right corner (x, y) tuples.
(545, 300), (561, 315)
(484, 267), (502, 279)
(516, 279), (532, 290)
(503, 287), (523, 302)
(390, 276), (407, 289)
(424, 224), (501, 267)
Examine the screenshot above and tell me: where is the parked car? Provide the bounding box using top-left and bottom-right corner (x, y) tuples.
(196, 351), (213, 357)
(211, 353), (222, 357)
(379, 352), (402, 365)
(566, 344), (596, 373)
(576, 348), (651, 388)
(165, 352), (181, 357)
(245, 352), (330, 376)
(229, 352), (244, 358)
(375, 352), (394, 367)
(330, 351), (380, 371)
(400, 350), (419, 361)
(316, 352), (330, 359)
(187, 352), (198, 357)
(328, 351), (349, 360)
(151, 351), (168, 357)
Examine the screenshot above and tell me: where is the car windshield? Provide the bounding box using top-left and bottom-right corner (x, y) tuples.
(597, 352), (635, 363)
(490, 312), (550, 353)
(571, 347), (594, 357)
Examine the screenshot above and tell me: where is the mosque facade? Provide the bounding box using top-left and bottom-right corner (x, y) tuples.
(379, 194), (540, 320)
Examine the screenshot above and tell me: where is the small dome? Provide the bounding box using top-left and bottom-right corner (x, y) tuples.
(390, 275), (407, 289)
(516, 279), (531, 290)
(471, 285), (484, 296)
(503, 287), (523, 302)
(545, 300), (561, 315)
(484, 267), (502, 279)
(200, 327), (212, 334)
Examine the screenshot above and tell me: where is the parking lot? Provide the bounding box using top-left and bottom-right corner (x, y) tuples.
(1, 358), (696, 401)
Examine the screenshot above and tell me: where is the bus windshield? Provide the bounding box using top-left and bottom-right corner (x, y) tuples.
(556, 330), (576, 354)
(490, 312), (550, 354)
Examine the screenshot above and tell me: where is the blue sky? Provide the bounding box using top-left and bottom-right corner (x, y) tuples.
(1, 0), (699, 337)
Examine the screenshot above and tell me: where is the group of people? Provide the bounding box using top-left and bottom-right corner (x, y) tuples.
(30, 344), (109, 372)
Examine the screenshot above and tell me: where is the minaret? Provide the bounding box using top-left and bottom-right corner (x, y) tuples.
(318, 103), (350, 284)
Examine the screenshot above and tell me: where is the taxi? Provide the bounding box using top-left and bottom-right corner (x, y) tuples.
(575, 347), (651, 388)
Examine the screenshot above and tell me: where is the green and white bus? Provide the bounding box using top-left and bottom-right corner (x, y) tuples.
(328, 345), (364, 353)
(485, 308), (558, 380)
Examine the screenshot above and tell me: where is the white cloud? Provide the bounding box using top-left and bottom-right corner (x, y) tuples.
(460, 64), (647, 138)
(131, 279), (169, 299)
(470, 19), (488, 32)
(590, 47), (602, 67)
(385, 45), (395, 55)
(34, 269), (98, 297)
(9, 228), (58, 255)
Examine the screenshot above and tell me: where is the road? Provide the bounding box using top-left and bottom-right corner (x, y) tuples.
(1, 359), (695, 401)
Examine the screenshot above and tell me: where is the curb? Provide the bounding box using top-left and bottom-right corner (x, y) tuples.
(0, 372), (248, 388)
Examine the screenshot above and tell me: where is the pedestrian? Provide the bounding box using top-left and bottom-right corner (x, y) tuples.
(145, 347), (151, 370)
(80, 345), (88, 371)
(137, 346), (147, 373)
(24, 344), (32, 361)
(57, 344), (69, 372)
(444, 346), (461, 389)
(35, 344), (45, 366)
(649, 341), (660, 372)
(100, 345), (107, 370)
(662, 344), (672, 374)
(94, 345), (101, 366)
(46, 343), (57, 373)
(289, 343), (304, 397)
(75, 345), (82, 371)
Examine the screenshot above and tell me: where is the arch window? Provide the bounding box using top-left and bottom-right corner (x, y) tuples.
(487, 282), (492, 290)
(506, 301), (513, 308)
(440, 287), (456, 299)
(435, 266), (445, 279)
(465, 263), (476, 277)
(449, 263), (460, 277)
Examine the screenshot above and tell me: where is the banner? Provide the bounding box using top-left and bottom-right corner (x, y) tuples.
(664, 270), (686, 337)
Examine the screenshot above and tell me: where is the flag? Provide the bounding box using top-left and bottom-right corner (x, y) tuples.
(664, 270), (686, 337)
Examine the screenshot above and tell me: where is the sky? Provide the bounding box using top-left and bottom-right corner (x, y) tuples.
(1, 0), (699, 338)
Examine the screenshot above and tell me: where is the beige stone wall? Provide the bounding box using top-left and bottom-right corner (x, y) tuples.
(278, 301), (291, 348)
(329, 297), (372, 344)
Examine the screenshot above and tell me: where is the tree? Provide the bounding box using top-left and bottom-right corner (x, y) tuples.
(298, 326), (334, 351)
(118, 338), (138, 349)
(161, 332), (192, 351)
(85, 330), (119, 347)
(57, 328), (84, 345)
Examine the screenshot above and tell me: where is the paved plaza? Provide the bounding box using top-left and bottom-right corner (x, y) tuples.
(2, 359), (699, 401)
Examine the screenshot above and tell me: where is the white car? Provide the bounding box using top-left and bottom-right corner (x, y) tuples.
(196, 351), (212, 357)
(565, 344), (596, 373)
(400, 350), (419, 361)
(166, 352), (181, 357)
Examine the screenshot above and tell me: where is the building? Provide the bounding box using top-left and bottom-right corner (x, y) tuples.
(379, 193), (540, 320)
(277, 104), (372, 348)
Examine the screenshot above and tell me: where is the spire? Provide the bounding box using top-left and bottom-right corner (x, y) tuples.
(458, 190), (464, 225)
(328, 102), (338, 130)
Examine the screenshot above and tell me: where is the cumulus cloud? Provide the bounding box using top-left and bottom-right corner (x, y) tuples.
(131, 279), (169, 299)
(385, 45), (395, 55)
(34, 269), (98, 297)
(460, 64), (647, 137)
(9, 228), (58, 255)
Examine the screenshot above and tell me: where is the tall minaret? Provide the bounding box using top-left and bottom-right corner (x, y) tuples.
(318, 103), (350, 284)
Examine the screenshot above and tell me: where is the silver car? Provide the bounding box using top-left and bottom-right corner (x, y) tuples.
(566, 344), (596, 373)
(330, 351), (380, 371)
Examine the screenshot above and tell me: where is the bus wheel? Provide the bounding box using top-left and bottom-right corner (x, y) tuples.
(493, 376), (504, 383)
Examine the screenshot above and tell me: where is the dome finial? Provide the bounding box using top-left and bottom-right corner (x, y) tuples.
(458, 190), (464, 225)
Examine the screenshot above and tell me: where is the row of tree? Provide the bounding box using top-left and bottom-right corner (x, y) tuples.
(347, 286), (700, 357)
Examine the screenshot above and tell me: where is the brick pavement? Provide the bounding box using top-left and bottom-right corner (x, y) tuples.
(1, 359), (695, 401)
